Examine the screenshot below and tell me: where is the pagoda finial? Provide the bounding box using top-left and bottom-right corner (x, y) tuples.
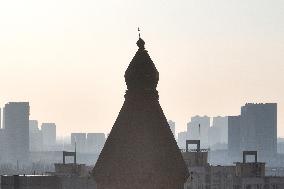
(136, 27), (145, 50)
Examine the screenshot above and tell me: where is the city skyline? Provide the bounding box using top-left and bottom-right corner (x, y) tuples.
(0, 0), (283, 136)
(0, 101), (281, 138)
(0, 1), (284, 188)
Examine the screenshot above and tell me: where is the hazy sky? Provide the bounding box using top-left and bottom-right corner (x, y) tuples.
(0, 0), (283, 137)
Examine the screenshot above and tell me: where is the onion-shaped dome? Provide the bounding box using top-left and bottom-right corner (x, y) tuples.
(125, 37), (159, 92)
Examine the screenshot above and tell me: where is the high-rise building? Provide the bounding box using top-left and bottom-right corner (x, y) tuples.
(228, 116), (241, 160)
(168, 120), (176, 138)
(187, 116), (210, 147)
(4, 102), (30, 163)
(0, 108), (1, 129)
(2, 107), (5, 129)
(0, 129), (5, 160)
(71, 133), (86, 153)
(29, 120), (38, 132)
(41, 123), (56, 150)
(240, 103), (277, 161)
(208, 116), (228, 149)
(29, 120), (43, 151)
(212, 116), (228, 144)
(228, 103), (277, 163)
(0, 108), (2, 151)
(178, 131), (187, 150)
(208, 126), (221, 148)
(86, 133), (106, 154)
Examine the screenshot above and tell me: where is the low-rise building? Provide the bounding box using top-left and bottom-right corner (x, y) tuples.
(182, 140), (284, 189)
(1, 150), (96, 189)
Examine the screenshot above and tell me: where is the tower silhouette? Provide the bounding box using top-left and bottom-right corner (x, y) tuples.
(93, 37), (189, 189)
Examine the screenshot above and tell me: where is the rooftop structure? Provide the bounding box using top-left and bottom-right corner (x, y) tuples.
(235, 151), (265, 178)
(51, 150), (92, 177)
(182, 140), (209, 167)
(182, 140), (284, 189)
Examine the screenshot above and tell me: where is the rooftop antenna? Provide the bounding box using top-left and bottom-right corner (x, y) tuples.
(198, 124), (201, 136)
(16, 160), (19, 172)
(75, 141), (77, 164)
(63, 137), (65, 150)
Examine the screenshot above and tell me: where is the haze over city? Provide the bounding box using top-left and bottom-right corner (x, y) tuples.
(1, 1), (284, 189)
(0, 0), (283, 137)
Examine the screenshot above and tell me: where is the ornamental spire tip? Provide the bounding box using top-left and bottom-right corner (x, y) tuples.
(137, 27), (145, 49)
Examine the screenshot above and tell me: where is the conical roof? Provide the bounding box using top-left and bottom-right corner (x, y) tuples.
(93, 38), (189, 188)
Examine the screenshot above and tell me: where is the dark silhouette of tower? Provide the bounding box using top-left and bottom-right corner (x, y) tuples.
(92, 37), (189, 189)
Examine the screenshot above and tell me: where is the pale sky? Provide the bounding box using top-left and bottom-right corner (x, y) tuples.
(0, 0), (283, 137)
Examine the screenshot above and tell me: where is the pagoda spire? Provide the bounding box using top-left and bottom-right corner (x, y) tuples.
(125, 36), (158, 95)
(93, 37), (189, 189)
(138, 27), (141, 38)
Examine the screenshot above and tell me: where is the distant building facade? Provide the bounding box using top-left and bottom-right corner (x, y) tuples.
(29, 120), (43, 152)
(69, 133), (106, 154)
(1, 155), (96, 189)
(0, 108), (4, 160)
(228, 116), (241, 161)
(228, 103), (277, 163)
(4, 102), (30, 163)
(278, 138), (284, 154)
(0, 129), (5, 161)
(86, 133), (106, 154)
(187, 116), (210, 147)
(178, 131), (188, 150)
(183, 140), (284, 189)
(212, 116), (228, 144)
(71, 133), (86, 153)
(42, 123), (56, 150)
(168, 120), (176, 138)
(240, 103), (277, 161)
